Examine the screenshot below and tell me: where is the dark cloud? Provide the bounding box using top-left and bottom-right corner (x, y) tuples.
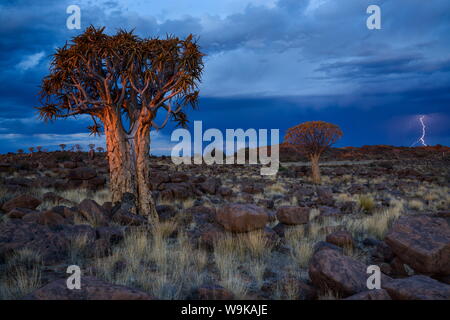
(0, 0), (449, 153)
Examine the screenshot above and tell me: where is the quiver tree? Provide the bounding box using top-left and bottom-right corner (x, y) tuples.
(37, 26), (204, 221)
(284, 121), (343, 184)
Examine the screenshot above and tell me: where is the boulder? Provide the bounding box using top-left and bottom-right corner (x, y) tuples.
(42, 192), (71, 205)
(241, 184), (264, 195)
(344, 289), (391, 300)
(38, 210), (66, 226)
(313, 241), (344, 254)
(95, 226), (125, 244)
(112, 209), (147, 226)
(218, 186), (233, 197)
(24, 276), (153, 300)
(326, 230), (355, 248)
(384, 215), (450, 275)
(382, 275), (450, 300)
(276, 206), (309, 225)
(170, 172), (190, 183)
(0, 220), (95, 265)
(22, 212), (41, 223)
(2, 194), (42, 212)
(309, 247), (391, 297)
(83, 176), (106, 190)
(199, 178), (220, 195)
(216, 203), (269, 232)
(67, 167), (97, 180)
(295, 186), (315, 197)
(77, 199), (107, 225)
(156, 205), (178, 221)
(257, 199), (274, 209)
(62, 161), (77, 169)
(6, 207), (36, 219)
(319, 206), (341, 217)
(316, 187), (334, 206)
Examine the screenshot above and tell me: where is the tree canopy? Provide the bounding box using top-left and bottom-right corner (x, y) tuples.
(284, 121), (343, 155)
(37, 26), (204, 135)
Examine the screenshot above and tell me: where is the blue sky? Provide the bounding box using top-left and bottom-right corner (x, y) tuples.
(0, 0), (449, 154)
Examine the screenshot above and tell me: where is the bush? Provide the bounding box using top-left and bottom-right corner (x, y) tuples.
(358, 195), (375, 213)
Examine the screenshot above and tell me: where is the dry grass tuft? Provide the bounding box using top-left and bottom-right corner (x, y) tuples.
(408, 199), (425, 211)
(358, 195), (375, 213)
(94, 225), (208, 299)
(343, 199), (404, 239)
(0, 249), (43, 300)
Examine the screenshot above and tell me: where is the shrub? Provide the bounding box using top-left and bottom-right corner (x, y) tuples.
(358, 195), (375, 213)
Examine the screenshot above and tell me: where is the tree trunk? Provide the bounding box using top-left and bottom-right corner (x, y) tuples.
(131, 122), (158, 222)
(310, 153), (321, 184)
(103, 112), (158, 222)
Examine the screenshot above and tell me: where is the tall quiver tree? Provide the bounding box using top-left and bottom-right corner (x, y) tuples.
(284, 121), (343, 184)
(37, 26), (204, 221)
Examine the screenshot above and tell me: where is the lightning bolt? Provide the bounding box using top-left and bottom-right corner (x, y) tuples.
(411, 115), (428, 147)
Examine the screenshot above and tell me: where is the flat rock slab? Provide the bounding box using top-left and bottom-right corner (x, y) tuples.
(24, 276), (154, 300)
(344, 289), (391, 300)
(382, 275), (450, 300)
(2, 194), (41, 212)
(385, 215), (450, 275)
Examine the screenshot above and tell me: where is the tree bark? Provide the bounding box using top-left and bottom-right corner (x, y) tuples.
(103, 111), (158, 222)
(310, 153), (321, 184)
(132, 121), (158, 222)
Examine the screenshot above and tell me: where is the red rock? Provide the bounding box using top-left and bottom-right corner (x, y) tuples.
(67, 167), (97, 180)
(309, 247), (391, 297)
(385, 215), (450, 275)
(83, 176), (106, 190)
(24, 276), (153, 300)
(156, 205), (178, 221)
(96, 226), (125, 244)
(216, 203), (269, 232)
(42, 192), (71, 205)
(197, 223), (224, 249)
(218, 186), (233, 197)
(326, 230), (355, 248)
(319, 206), (341, 217)
(112, 209), (147, 226)
(316, 187), (335, 205)
(62, 161), (77, 169)
(276, 206), (309, 225)
(38, 210), (66, 226)
(199, 178), (220, 195)
(6, 208), (36, 219)
(0, 220), (81, 265)
(170, 172), (189, 183)
(2, 194), (42, 212)
(344, 289), (391, 300)
(241, 184), (264, 194)
(382, 275), (450, 300)
(77, 199), (107, 225)
(22, 212), (41, 223)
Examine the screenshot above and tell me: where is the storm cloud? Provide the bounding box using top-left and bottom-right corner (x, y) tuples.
(0, 0), (449, 153)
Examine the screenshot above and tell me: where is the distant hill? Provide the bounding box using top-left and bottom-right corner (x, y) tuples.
(239, 144), (450, 162)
